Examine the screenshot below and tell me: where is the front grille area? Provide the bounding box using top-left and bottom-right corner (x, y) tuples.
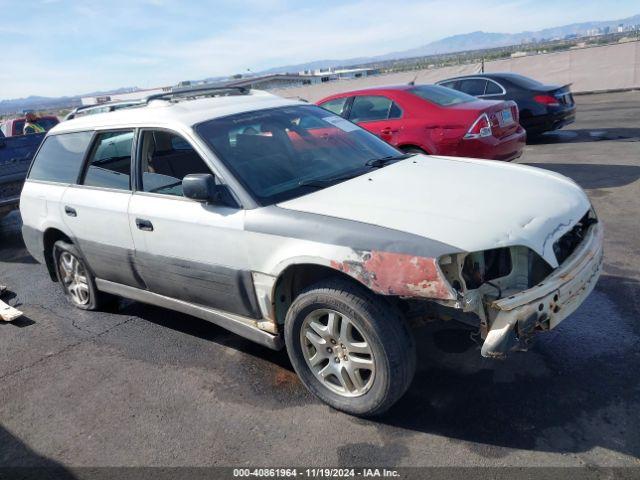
(553, 211), (597, 265)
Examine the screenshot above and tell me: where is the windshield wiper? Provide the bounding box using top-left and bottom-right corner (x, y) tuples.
(298, 170), (367, 188)
(365, 153), (413, 168)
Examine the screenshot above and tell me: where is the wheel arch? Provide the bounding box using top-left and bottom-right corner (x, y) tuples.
(272, 262), (376, 328)
(43, 227), (73, 281)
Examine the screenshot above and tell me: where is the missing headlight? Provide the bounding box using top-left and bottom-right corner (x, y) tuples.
(462, 248), (512, 290)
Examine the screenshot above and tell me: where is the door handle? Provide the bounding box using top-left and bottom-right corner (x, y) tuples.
(380, 127), (397, 135)
(136, 218), (154, 232)
(64, 206), (77, 217)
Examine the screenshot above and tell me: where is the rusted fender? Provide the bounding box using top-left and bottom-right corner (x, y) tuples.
(331, 250), (456, 300)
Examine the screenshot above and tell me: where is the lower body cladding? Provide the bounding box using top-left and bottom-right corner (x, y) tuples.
(95, 279), (283, 350)
(523, 108), (576, 136)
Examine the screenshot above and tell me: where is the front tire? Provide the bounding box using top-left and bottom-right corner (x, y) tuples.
(53, 240), (107, 310)
(285, 278), (416, 416)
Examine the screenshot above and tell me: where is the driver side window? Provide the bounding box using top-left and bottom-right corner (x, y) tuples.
(139, 130), (211, 197)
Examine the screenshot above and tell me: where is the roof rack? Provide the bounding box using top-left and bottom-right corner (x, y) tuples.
(145, 85), (250, 104)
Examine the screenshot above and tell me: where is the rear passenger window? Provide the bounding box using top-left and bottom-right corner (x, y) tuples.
(139, 130), (211, 197)
(28, 131), (93, 183)
(458, 79), (487, 96)
(319, 97), (349, 117)
(82, 130), (134, 190)
(349, 96), (402, 122)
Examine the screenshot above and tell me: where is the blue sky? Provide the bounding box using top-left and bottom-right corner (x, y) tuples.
(0, 0), (638, 99)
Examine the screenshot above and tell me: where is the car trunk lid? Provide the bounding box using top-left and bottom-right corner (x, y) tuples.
(535, 84), (575, 106)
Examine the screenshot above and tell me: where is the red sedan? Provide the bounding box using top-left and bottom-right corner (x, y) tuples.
(317, 84), (526, 161)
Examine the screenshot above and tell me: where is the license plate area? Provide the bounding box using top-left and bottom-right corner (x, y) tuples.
(500, 108), (514, 126)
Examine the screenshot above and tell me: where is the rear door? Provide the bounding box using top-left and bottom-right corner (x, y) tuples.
(61, 129), (142, 287)
(128, 128), (259, 317)
(347, 95), (403, 144)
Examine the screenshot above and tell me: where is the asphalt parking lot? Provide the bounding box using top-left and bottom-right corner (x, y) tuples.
(0, 91), (639, 470)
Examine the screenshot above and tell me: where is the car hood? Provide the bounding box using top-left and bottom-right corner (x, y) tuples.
(278, 155), (591, 267)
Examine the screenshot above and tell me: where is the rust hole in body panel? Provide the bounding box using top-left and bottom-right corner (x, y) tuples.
(331, 251), (454, 300)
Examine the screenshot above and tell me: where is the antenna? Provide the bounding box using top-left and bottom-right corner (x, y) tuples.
(408, 71), (420, 86)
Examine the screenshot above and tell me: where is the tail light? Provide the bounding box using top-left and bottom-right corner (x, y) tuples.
(534, 94), (560, 107)
(464, 113), (492, 139)
(510, 103), (519, 123)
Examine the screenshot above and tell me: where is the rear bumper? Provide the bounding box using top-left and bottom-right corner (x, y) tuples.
(481, 221), (604, 358)
(523, 107), (576, 135)
(456, 126), (527, 161)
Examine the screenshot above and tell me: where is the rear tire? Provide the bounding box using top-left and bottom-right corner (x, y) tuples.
(53, 240), (112, 310)
(284, 278), (416, 417)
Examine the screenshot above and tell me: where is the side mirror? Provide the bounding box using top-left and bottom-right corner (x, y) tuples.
(182, 173), (222, 203)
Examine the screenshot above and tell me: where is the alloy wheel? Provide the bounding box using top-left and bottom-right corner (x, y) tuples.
(58, 251), (90, 306)
(300, 309), (375, 397)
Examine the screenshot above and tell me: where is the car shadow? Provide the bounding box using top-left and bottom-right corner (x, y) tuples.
(0, 214), (36, 264)
(115, 300), (293, 371)
(113, 273), (640, 459)
(0, 424), (76, 477)
(528, 128), (640, 145)
(374, 273), (640, 458)
(523, 163), (640, 189)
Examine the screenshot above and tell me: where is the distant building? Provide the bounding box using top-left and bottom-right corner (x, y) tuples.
(300, 67), (379, 80)
(81, 86), (171, 106)
(80, 67), (381, 105)
(222, 74), (324, 90)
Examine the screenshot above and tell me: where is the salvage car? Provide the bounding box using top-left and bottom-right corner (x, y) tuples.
(436, 73), (576, 137)
(317, 84), (526, 161)
(20, 87), (603, 416)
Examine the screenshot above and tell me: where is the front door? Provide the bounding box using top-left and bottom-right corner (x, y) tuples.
(61, 129), (142, 287)
(128, 129), (260, 318)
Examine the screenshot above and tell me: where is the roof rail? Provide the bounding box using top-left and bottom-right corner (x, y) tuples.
(145, 85), (250, 104)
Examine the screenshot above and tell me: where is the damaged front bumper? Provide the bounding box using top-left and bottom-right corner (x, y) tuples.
(481, 221), (604, 358)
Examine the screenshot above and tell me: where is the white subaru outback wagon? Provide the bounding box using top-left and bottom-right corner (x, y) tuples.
(20, 87), (603, 416)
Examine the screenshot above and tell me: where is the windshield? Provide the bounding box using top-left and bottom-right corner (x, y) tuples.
(409, 85), (476, 106)
(195, 105), (402, 205)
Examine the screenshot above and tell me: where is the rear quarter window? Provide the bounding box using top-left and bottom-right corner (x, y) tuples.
(28, 131), (93, 184)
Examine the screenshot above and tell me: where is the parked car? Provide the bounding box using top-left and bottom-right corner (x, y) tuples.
(1, 115), (59, 137)
(0, 130), (45, 219)
(317, 84), (526, 161)
(64, 101), (143, 121)
(436, 73), (576, 137)
(20, 87), (602, 416)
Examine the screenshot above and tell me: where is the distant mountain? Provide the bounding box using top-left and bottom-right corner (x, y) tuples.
(0, 87), (139, 116)
(259, 13), (640, 74)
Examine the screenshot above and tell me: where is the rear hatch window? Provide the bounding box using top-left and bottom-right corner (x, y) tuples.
(409, 85), (476, 106)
